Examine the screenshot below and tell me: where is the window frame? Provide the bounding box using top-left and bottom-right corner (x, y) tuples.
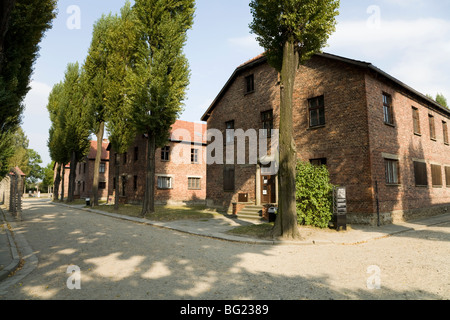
(383, 93), (394, 126)
(429, 114), (436, 140)
(191, 148), (199, 164)
(161, 146), (170, 162)
(412, 106), (421, 135)
(413, 161), (428, 187)
(431, 164), (442, 187)
(385, 159), (400, 185)
(245, 74), (255, 94)
(443, 121), (449, 145)
(225, 120), (235, 144)
(223, 165), (235, 192)
(261, 110), (273, 137)
(308, 95), (325, 128)
(188, 177), (201, 190)
(445, 166), (450, 187)
(157, 176), (173, 190)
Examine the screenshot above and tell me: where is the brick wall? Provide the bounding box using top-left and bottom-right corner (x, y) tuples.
(108, 122), (207, 205)
(204, 54), (450, 224)
(205, 60), (279, 211)
(365, 72), (450, 223)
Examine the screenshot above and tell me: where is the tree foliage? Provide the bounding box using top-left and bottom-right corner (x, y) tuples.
(249, 0), (340, 71)
(295, 161), (334, 228)
(0, 0), (57, 135)
(249, 0), (339, 239)
(125, 0), (195, 214)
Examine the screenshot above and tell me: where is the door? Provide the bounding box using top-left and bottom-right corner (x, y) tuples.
(261, 174), (276, 204)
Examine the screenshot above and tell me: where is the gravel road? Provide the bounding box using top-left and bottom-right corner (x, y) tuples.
(1, 199), (449, 300)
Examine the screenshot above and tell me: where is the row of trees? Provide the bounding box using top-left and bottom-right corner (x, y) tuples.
(0, 0), (57, 177)
(47, 0), (195, 215)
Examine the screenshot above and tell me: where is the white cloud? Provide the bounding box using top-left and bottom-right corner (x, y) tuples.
(22, 81), (53, 165)
(228, 35), (262, 54)
(328, 17), (450, 102)
(23, 81), (52, 115)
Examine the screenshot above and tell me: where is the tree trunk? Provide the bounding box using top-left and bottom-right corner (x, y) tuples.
(67, 151), (77, 203)
(270, 39), (301, 240)
(53, 163), (61, 201)
(91, 122), (104, 207)
(142, 132), (156, 216)
(114, 154), (120, 211)
(61, 164), (65, 202)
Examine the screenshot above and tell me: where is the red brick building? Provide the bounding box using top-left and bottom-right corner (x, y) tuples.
(54, 140), (110, 200)
(107, 120), (207, 205)
(201, 53), (450, 225)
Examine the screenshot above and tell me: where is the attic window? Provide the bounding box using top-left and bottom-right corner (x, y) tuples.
(245, 74), (254, 94)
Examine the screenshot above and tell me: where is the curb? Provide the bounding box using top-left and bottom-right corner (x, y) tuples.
(51, 201), (450, 247)
(52, 202), (344, 246)
(0, 209), (21, 282)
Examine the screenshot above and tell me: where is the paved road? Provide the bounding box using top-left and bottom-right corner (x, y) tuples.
(1, 199), (449, 300)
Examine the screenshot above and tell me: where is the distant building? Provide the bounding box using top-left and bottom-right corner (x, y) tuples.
(53, 140), (110, 200)
(107, 120), (207, 206)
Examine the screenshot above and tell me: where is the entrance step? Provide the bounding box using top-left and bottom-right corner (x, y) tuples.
(236, 205), (264, 220)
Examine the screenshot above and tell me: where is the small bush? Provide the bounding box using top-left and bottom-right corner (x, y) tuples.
(295, 161), (334, 228)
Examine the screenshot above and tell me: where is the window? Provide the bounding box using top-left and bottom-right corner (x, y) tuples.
(133, 175), (138, 191)
(121, 177), (126, 196)
(223, 166), (235, 192)
(98, 181), (106, 190)
(245, 74), (254, 94)
(443, 121), (449, 145)
(431, 164), (442, 187)
(383, 93), (394, 125)
(157, 176), (172, 189)
(188, 177), (201, 190)
(413, 161), (428, 186)
(225, 120), (235, 144)
(113, 177), (116, 190)
(445, 167), (450, 187)
(261, 110), (273, 137)
(308, 95), (325, 127)
(83, 163), (86, 174)
(310, 158), (327, 167)
(429, 115), (436, 140)
(99, 162), (105, 173)
(134, 147), (139, 161)
(412, 107), (421, 135)
(123, 152), (128, 164)
(191, 148), (199, 164)
(385, 159), (400, 184)
(114, 153), (119, 164)
(161, 146), (170, 161)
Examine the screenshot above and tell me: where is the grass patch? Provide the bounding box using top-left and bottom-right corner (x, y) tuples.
(227, 223), (275, 239)
(91, 203), (219, 221)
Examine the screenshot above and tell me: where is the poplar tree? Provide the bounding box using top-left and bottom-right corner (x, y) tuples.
(103, 3), (138, 210)
(83, 13), (116, 207)
(47, 82), (70, 201)
(126, 0), (195, 215)
(250, 0), (340, 239)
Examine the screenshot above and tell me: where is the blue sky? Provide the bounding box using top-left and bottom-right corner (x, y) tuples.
(22, 0), (450, 166)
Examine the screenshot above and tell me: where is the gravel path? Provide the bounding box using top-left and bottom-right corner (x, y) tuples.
(1, 199), (449, 300)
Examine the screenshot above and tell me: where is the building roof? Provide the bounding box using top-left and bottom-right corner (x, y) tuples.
(87, 139), (110, 160)
(169, 119), (207, 144)
(9, 167), (25, 176)
(200, 52), (450, 121)
(106, 120), (207, 151)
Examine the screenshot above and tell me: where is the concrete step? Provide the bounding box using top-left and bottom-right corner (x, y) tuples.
(236, 205), (264, 220)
